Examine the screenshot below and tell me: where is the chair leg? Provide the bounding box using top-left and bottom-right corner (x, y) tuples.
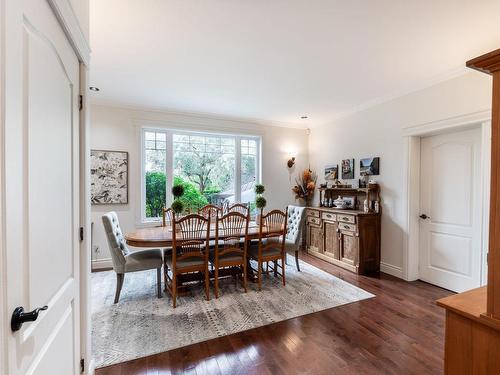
(214, 267), (219, 299)
(273, 260), (278, 277)
(156, 267), (162, 298)
(282, 256), (286, 286)
(205, 268), (210, 301)
(172, 273), (177, 308)
(295, 250), (301, 272)
(258, 261), (262, 291)
(114, 273), (124, 304)
(243, 263), (248, 293)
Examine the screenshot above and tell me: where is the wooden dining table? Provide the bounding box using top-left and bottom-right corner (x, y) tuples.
(124, 222), (283, 287)
(124, 222), (270, 248)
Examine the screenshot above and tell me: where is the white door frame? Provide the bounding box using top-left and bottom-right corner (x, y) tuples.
(402, 110), (491, 284)
(0, 0), (91, 373)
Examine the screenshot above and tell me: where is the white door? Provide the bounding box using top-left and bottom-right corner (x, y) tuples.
(2, 0), (81, 373)
(419, 127), (482, 292)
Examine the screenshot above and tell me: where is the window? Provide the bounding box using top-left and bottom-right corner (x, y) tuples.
(141, 129), (261, 222)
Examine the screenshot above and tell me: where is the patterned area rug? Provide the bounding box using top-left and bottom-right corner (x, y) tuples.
(92, 258), (374, 368)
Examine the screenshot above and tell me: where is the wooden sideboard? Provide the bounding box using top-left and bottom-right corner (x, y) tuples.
(305, 207), (381, 274)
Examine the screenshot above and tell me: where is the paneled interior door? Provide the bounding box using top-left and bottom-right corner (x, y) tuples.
(3, 0), (81, 372)
(419, 127), (482, 292)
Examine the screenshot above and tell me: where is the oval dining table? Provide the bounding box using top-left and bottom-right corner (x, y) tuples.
(124, 222), (280, 286)
(124, 221), (264, 248)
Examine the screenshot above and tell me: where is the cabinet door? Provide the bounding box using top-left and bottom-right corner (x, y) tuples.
(323, 220), (339, 259)
(306, 222), (322, 253)
(340, 230), (358, 265)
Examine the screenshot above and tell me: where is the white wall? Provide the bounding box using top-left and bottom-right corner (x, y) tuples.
(309, 71), (492, 279)
(90, 104), (309, 268)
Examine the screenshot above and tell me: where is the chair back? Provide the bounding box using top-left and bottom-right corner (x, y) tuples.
(172, 214), (210, 269)
(162, 207), (173, 227)
(286, 205), (306, 246)
(257, 209), (287, 257)
(102, 212), (129, 271)
(198, 204), (222, 220)
(227, 203), (250, 216)
(215, 211), (249, 261)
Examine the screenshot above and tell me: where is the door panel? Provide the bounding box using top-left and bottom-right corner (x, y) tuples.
(323, 220), (339, 259)
(419, 128), (481, 292)
(4, 0), (81, 373)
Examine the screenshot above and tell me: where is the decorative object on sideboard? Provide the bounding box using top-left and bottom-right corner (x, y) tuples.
(341, 159), (355, 179)
(292, 169), (317, 206)
(91, 150), (128, 204)
(333, 196), (347, 209)
(343, 196), (356, 209)
(360, 157), (380, 176)
(324, 165), (338, 180)
(359, 175), (368, 188)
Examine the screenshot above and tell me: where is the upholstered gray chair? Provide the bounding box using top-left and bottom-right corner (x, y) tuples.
(102, 212), (163, 303)
(285, 205), (306, 271)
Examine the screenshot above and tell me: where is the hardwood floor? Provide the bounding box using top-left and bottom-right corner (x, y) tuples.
(95, 253), (452, 375)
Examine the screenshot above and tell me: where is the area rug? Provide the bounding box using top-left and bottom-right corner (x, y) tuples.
(91, 257), (374, 368)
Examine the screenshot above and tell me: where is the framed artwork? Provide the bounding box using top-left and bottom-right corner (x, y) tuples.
(91, 150), (129, 204)
(324, 165), (338, 180)
(343, 196), (356, 209)
(360, 157), (380, 176)
(341, 158), (355, 179)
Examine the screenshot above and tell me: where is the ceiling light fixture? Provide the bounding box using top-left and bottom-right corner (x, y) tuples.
(89, 86), (100, 92)
(300, 115), (308, 119)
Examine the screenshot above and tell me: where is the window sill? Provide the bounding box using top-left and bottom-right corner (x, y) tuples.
(136, 219), (162, 228)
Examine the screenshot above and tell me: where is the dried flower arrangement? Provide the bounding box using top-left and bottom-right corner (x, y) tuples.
(292, 168), (317, 206)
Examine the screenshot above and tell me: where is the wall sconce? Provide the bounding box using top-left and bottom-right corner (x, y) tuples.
(287, 153), (296, 168)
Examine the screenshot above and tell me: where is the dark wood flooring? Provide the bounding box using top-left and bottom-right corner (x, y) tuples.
(95, 253), (452, 375)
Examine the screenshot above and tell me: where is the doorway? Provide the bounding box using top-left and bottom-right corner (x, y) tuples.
(418, 128), (482, 292)
(404, 114), (491, 292)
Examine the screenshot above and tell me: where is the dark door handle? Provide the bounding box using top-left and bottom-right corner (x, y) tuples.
(419, 214), (430, 220)
(11, 305), (48, 332)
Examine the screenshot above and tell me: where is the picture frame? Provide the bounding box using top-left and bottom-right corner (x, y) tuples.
(360, 157), (380, 176)
(341, 158), (355, 179)
(91, 150), (129, 204)
(343, 196), (356, 209)
(324, 165), (338, 180)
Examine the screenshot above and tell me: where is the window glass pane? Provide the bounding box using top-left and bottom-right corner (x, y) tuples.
(173, 133), (235, 213)
(144, 131), (166, 219)
(241, 139), (258, 213)
(145, 131), (156, 141)
(156, 132), (166, 142)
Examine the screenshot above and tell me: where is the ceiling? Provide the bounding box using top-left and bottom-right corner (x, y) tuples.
(89, 0), (500, 128)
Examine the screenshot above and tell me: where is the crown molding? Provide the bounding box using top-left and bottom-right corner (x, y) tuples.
(89, 99), (310, 130)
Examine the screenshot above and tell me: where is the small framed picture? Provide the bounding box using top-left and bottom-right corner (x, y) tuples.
(324, 165), (338, 180)
(343, 196), (356, 209)
(360, 157), (380, 176)
(341, 159), (355, 179)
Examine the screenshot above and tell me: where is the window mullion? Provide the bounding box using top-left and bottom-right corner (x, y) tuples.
(165, 130), (173, 207)
(235, 136), (241, 203)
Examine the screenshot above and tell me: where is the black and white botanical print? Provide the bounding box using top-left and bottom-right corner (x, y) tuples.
(91, 150), (128, 204)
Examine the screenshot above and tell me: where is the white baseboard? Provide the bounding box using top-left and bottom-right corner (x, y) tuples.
(380, 262), (404, 279)
(91, 258), (112, 270)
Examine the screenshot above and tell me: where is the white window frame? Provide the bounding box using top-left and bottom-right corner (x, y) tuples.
(140, 127), (261, 224)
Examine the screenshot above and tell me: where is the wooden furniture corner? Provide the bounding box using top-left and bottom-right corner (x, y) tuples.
(437, 48), (500, 374)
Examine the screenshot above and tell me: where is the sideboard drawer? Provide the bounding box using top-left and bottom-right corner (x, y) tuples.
(321, 212), (337, 221)
(338, 222), (357, 232)
(307, 216), (321, 226)
(307, 209), (320, 218)
(338, 214), (356, 224)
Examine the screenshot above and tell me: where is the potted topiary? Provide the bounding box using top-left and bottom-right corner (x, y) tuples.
(254, 184), (266, 224)
(171, 184), (186, 230)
